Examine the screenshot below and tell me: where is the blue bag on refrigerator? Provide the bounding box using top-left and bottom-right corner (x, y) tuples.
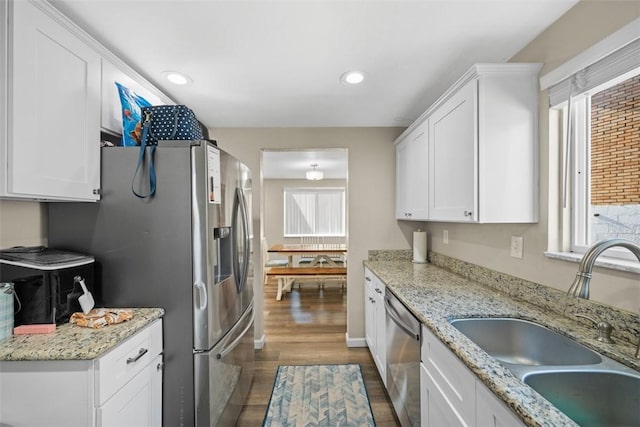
(115, 82), (152, 146)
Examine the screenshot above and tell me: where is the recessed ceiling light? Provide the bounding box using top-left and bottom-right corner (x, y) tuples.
(340, 70), (365, 85)
(161, 71), (193, 86)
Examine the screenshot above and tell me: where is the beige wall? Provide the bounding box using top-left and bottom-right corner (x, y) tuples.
(210, 128), (412, 343)
(423, 1), (640, 313)
(0, 200), (47, 248)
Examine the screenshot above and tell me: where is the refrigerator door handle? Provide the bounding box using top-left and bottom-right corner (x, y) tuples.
(232, 187), (250, 293)
(194, 281), (208, 310)
(216, 307), (254, 360)
(238, 188), (250, 291)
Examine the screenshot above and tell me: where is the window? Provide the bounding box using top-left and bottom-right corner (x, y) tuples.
(284, 187), (345, 237)
(548, 36), (640, 262)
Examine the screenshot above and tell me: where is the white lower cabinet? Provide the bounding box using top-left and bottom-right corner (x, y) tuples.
(476, 381), (525, 427)
(421, 325), (524, 427)
(0, 319), (163, 427)
(98, 354), (163, 427)
(364, 267), (386, 385)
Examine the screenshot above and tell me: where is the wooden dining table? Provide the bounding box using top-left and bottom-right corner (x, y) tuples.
(267, 243), (347, 267)
(266, 243), (348, 300)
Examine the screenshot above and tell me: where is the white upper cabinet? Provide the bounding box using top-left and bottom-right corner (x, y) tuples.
(429, 64), (542, 223)
(0, 0), (173, 201)
(395, 121), (429, 220)
(395, 63), (542, 223)
(2, 0), (101, 201)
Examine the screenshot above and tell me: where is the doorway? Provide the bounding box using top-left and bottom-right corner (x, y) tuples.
(260, 148), (349, 335)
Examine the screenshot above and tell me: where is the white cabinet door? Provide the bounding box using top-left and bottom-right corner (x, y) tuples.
(98, 354), (163, 427)
(364, 268), (386, 384)
(396, 121), (429, 220)
(364, 275), (376, 351)
(476, 380), (525, 427)
(371, 277), (386, 384)
(395, 137), (411, 219)
(5, 0), (100, 201)
(420, 362), (470, 427)
(429, 79), (477, 222)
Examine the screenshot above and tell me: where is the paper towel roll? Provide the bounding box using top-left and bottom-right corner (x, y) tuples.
(413, 230), (427, 263)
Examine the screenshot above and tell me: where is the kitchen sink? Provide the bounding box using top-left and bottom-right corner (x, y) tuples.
(449, 317), (602, 366)
(523, 370), (640, 427)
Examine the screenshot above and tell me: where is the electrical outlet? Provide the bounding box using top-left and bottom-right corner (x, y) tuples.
(510, 236), (524, 259)
(443, 229), (449, 244)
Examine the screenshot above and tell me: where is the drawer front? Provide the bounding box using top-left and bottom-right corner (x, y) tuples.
(421, 325), (475, 425)
(96, 319), (163, 406)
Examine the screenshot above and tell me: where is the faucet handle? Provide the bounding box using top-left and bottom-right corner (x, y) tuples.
(574, 313), (615, 344)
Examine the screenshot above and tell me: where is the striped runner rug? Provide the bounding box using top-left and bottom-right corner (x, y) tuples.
(263, 364), (376, 427)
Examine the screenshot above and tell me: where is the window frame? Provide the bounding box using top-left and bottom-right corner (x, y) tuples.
(564, 70), (640, 262)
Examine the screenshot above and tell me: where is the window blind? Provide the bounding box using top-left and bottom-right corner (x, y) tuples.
(284, 187), (345, 237)
(548, 38), (640, 107)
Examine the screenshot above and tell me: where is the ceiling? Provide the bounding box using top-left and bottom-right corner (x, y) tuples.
(50, 0), (578, 129)
(262, 149), (348, 180)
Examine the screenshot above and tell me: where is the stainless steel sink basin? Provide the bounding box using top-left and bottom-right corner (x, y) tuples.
(523, 370), (640, 427)
(449, 318), (602, 366)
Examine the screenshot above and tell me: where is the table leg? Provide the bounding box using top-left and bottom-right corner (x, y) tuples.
(276, 277), (284, 301)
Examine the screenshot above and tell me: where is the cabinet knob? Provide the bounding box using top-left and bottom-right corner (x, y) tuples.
(464, 210), (473, 217)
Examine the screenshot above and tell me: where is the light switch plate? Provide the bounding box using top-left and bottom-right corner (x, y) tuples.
(510, 236), (524, 259)
(443, 229), (449, 244)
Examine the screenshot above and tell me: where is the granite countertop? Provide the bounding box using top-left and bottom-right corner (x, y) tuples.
(0, 308), (164, 361)
(364, 256), (640, 427)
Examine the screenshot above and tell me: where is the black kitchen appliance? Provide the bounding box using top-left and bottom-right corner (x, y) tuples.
(0, 248), (95, 325)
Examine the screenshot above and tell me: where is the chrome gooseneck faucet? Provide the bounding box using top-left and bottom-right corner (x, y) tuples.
(567, 238), (640, 359)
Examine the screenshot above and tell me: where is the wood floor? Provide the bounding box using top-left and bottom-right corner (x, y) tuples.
(236, 279), (400, 426)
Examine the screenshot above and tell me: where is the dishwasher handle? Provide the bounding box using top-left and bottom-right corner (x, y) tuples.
(385, 295), (420, 341)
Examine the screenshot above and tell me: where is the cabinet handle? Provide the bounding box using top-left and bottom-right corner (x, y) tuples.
(92, 188), (101, 195)
(365, 277), (371, 282)
(464, 210), (473, 217)
(157, 362), (164, 371)
(375, 288), (382, 294)
(126, 347), (148, 364)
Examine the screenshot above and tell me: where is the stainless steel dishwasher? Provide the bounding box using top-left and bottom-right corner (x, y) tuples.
(385, 289), (421, 426)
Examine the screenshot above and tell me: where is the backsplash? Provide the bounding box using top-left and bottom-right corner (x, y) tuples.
(368, 249), (640, 346)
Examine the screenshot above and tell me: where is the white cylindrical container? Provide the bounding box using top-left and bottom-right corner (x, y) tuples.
(413, 230), (427, 263)
(0, 283), (15, 342)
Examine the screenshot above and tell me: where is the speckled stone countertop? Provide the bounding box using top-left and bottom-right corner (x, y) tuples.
(364, 251), (640, 427)
(0, 308), (164, 361)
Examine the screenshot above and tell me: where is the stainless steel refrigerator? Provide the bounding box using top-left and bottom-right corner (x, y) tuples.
(48, 140), (255, 426)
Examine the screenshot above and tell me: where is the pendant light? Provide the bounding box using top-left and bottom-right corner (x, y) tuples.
(306, 164), (324, 181)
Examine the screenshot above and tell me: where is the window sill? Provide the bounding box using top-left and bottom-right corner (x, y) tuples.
(545, 251), (640, 274)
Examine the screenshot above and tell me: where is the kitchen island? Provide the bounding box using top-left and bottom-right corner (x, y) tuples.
(364, 251), (640, 427)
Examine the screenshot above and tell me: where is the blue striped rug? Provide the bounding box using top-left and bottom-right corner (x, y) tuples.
(263, 364), (376, 427)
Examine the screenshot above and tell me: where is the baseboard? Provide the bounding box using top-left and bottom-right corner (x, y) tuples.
(254, 333), (266, 350)
(345, 332), (367, 348)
